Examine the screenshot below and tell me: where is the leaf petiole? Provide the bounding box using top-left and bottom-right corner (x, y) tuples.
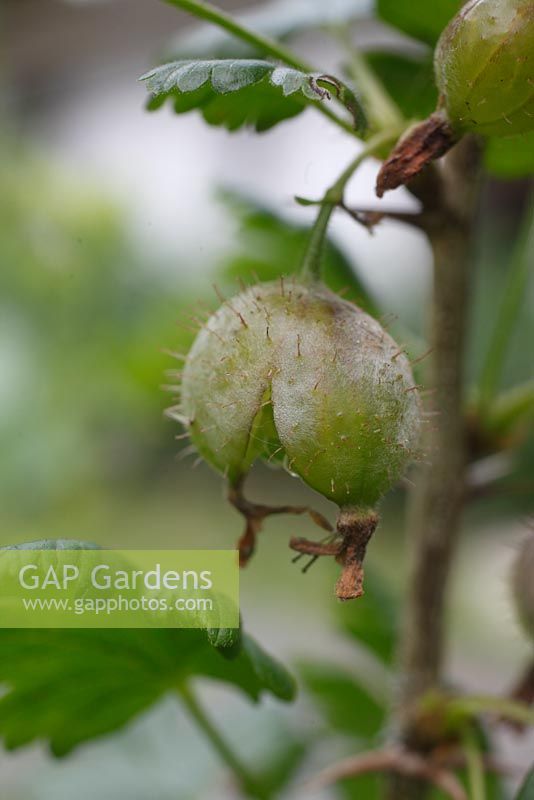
(179, 684), (271, 799)
(449, 694), (534, 727)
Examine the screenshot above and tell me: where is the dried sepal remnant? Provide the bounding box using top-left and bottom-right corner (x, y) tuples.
(176, 280), (422, 598)
(291, 508), (379, 601)
(376, 113), (456, 197)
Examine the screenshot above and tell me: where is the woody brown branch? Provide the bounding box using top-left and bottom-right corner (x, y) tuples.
(306, 748), (467, 800)
(386, 137), (481, 799)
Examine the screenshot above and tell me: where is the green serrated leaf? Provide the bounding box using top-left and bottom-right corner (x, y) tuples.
(484, 131), (534, 179)
(218, 190), (379, 315)
(376, 0), (461, 46)
(517, 766), (534, 800)
(166, 0), (372, 61)
(299, 661), (386, 740)
(141, 59), (364, 133)
(2, 539), (101, 551)
(0, 543), (294, 740)
(337, 567), (397, 663)
(0, 619), (295, 755)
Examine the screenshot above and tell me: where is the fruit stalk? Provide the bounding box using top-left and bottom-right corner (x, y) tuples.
(387, 137), (481, 798)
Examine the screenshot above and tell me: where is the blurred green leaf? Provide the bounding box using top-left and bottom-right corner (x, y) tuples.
(257, 735), (308, 796)
(428, 770), (504, 800)
(299, 661), (386, 739)
(424, 715), (504, 800)
(376, 0), (461, 45)
(0, 627), (295, 756)
(516, 766), (534, 800)
(219, 190), (379, 315)
(337, 568), (397, 663)
(484, 132), (534, 179)
(236, 635), (297, 701)
(167, 0), (372, 60)
(0, 142), (195, 512)
(338, 773), (382, 800)
(477, 205), (534, 415)
(494, 432), (534, 514)
(365, 52), (437, 120)
(141, 59), (364, 132)
(207, 623), (242, 651)
(484, 380), (534, 440)
(0, 542), (295, 756)
(2, 539), (100, 552)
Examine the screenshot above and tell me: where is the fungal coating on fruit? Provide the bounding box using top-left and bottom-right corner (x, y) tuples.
(512, 533), (534, 643)
(179, 280), (421, 507)
(435, 0), (534, 137)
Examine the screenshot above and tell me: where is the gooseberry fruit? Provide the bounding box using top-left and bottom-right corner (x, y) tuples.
(377, 0), (534, 196)
(172, 279), (421, 599)
(435, 0), (534, 138)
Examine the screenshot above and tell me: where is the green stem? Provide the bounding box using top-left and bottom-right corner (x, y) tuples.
(300, 128), (400, 280)
(180, 685), (270, 800)
(300, 201), (337, 281)
(485, 378), (534, 436)
(478, 198), (534, 416)
(462, 727), (486, 800)
(165, 0), (358, 136)
(335, 29), (405, 131)
(449, 694), (534, 727)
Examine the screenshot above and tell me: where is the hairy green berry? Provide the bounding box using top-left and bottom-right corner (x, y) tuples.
(435, 0), (534, 138)
(377, 0), (534, 195)
(512, 533), (534, 643)
(173, 279), (421, 598)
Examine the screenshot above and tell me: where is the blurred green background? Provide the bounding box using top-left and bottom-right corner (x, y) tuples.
(1, 1), (533, 798)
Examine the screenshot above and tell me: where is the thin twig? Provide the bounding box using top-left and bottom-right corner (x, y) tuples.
(340, 202), (427, 232)
(306, 748), (468, 800)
